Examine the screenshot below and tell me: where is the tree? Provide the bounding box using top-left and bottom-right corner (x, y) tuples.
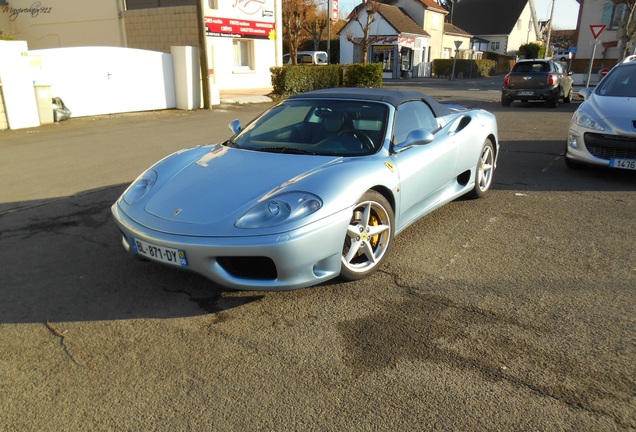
(304, 7), (328, 51)
(616, 0), (636, 60)
(345, 0), (381, 64)
(435, 0), (453, 21)
(282, 0), (314, 64)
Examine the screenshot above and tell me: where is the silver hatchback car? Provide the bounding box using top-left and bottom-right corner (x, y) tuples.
(565, 55), (636, 169)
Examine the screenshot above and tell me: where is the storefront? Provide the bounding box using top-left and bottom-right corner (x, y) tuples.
(369, 36), (427, 79)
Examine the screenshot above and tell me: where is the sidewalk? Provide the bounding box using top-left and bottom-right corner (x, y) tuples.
(219, 87), (274, 104)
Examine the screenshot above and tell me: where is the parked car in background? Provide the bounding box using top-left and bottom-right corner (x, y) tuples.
(552, 50), (571, 62)
(112, 88), (499, 291)
(501, 59), (574, 108)
(565, 55), (636, 170)
(282, 51), (328, 65)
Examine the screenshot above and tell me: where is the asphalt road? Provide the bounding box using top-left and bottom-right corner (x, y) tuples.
(1, 78), (634, 431)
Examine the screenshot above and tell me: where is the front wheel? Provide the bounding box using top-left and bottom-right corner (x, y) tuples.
(467, 139), (495, 199)
(340, 191), (394, 281)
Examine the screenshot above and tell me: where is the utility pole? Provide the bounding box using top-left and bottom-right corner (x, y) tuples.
(544, 0), (556, 58)
(196, 0), (211, 109)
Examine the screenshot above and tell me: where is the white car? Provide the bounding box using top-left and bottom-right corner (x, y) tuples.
(552, 51), (571, 62)
(282, 51), (328, 65)
(565, 55), (636, 170)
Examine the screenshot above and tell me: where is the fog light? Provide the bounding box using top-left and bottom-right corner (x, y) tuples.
(567, 134), (579, 149)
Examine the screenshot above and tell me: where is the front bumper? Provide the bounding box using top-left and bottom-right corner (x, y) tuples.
(566, 128), (636, 167)
(112, 202), (352, 291)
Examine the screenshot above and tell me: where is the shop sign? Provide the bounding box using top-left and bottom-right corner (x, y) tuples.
(205, 16), (274, 39)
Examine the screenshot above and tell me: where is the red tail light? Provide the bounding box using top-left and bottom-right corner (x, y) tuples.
(504, 75), (510, 86)
(548, 74), (556, 85)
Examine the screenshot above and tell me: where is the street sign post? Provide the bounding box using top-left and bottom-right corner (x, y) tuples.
(586, 25), (607, 87)
(450, 40), (462, 81)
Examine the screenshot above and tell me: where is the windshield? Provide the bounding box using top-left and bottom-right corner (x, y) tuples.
(229, 99), (389, 156)
(315, 53), (328, 64)
(596, 64), (636, 97)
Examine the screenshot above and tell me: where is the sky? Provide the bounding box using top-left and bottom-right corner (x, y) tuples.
(337, 0), (581, 30)
(534, 0), (580, 29)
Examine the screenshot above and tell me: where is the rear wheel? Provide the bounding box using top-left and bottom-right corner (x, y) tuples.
(467, 139), (495, 199)
(340, 191), (394, 281)
(501, 94), (512, 107)
(547, 91), (559, 108)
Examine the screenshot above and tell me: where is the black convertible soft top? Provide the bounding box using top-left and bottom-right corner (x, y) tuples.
(288, 87), (454, 118)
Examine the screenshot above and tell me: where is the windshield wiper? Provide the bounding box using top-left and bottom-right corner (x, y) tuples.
(223, 139), (241, 148)
(255, 147), (316, 155)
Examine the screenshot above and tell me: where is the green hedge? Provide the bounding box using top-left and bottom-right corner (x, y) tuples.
(270, 63), (382, 97)
(342, 63), (383, 88)
(432, 59), (497, 78)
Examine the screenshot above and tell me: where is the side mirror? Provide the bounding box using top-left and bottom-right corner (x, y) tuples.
(229, 119), (241, 134)
(394, 129), (434, 151)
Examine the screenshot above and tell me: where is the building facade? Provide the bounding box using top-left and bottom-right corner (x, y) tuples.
(0, 0), (282, 94)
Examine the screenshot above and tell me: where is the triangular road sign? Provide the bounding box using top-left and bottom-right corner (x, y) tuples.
(590, 24), (606, 39)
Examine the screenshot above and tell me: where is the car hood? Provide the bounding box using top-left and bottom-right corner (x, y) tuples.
(589, 95), (636, 134)
(141, 145), (342, 229)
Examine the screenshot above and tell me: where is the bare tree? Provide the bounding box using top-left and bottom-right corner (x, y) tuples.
(345, 0), (381, 64)
(616, 0), (636, 60)
(435, 0), (452, 21)
(282, 0), (313, 64)
(305, 12), (328, 51)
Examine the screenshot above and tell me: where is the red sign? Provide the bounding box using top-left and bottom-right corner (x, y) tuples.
(590, 24), (606, 40)
(600, 68), (610, 77)
(205, 16), (275, 39)
(331, 0), (339, 22)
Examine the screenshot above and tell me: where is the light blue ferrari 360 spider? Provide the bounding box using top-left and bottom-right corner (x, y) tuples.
(112, 88), (499, 290)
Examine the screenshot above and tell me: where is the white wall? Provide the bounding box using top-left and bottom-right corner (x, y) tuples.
(32, 46), (176, 118)
(208, 38), (275, 90)
(0, 41), (40, 129)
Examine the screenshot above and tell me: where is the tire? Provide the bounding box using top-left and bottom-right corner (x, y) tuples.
(563, 86), (573, 103)
(501, 94), (512, 107)
(547, 91), (559, 108)
(467, 139), (496, 199)
(340, 190), (394, 281)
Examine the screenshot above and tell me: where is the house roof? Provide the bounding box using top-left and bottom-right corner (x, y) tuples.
(377, 3), (430, 36)
(344, 2), (430, 37)
(451, 0), (530, 35)
(444, 22), (472, 37)
(416, 0), (449, 14)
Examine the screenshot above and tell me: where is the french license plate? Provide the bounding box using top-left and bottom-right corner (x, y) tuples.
(131, 237), (188, 267)
(517, 91), (534, 96)
(609, 158), (636, 170)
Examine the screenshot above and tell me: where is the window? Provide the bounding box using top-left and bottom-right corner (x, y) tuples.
(371, 46), (394, 72)
(490, 41), (500, 51)
(603, 2), (627, 29)
(233, 39), (253, 69)
(393, 101), (438, 145)
(208, 0), (217, 8)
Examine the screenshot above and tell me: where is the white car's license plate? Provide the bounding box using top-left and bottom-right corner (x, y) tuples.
(131, 237), (188, 267)
(517, 91), (534, 96)
(609, 158), (636, 170)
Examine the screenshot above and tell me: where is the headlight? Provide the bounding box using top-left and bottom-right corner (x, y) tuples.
(236, 192), (322, 228)
(122, 169), (157, 205)
(573, 110), (604, 131)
